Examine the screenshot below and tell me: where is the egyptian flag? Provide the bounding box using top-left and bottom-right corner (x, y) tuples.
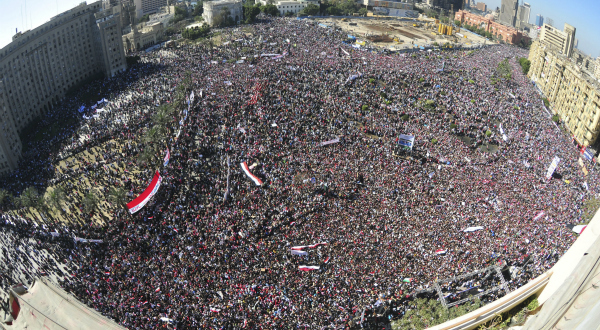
(298, 265), (320, 271)
(324, 257), (331, 263)
(567, 224), (587, 235)
(241, 162), (263, 186)
(210, 307), (221, 313)
(435, 249), (447, 255)
(155, 287), (161, 292)
(291, 250), (308, 256)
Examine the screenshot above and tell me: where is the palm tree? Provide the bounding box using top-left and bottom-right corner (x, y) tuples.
(11, 196), (22, 209)
(82, 191), (99, 214)
(0, 189), (10, 211)
(21, 186), (40, 208)
(137, 148), (156, 167)
(108, 187), (131, 217)
(45, 187), (66, 213)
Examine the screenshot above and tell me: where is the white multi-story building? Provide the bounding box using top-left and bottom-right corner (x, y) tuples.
(256, 0), (319, 16)
(0, 1), (127, 175)
(539, 23), (576, 58)
(202, 0), (243, 26)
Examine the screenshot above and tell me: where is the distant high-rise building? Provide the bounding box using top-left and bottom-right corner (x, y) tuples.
(535, 14), (543, 27)
(516, 2), (530, 28)
(499, 0), (518, 27)
(133, 0), (168, 18)
(476, 2), (487, 12)
(546, 17), (554, 27)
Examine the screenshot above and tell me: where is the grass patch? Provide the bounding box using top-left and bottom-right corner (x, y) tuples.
(401, 114), (410, 121)
(431, 138), (438, 144)
(582, 197), (600, 223)
(362, 104), (369, 111)
(468, 79), (475, 83)
(450, 123), (457, 129)
(552, 115), (559, 123)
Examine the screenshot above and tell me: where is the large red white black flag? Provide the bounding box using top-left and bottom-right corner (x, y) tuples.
(127, 170), (162, 214)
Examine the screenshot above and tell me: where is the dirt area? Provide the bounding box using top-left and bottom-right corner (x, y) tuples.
(316, 17), (496, 50)
(366, 34), (394, 43)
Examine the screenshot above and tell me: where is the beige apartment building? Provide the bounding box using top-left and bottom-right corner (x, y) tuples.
(529, 40), (600, 146)
(0, 1), (127, 175)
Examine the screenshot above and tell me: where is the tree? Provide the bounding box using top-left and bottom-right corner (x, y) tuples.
(0, 189), (9, 210)
(139, 14), (151, 23)
(300, 4), (320, 16)
(45, 187), (66, 213)
(496, 58), (512, 80)
(21, 186), (40, 209)
(213, 6), (236, 27)
(170, 6), (189, 24)
(182, 24), (210, 40)
(392, 298), (482, 329)
(358, 8), (368, 16)
(284, 11), (295, 17)
(244, 4), (261, 23)
(82, 192), (99, 214)
(192, 2), (204, 16)
(454, 20), (461, 26)
(260, 4), (280, 17)
(518, 57), (531, 75)
(108, 187), (130, 216)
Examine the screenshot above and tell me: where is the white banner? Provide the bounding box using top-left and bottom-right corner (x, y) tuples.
(319, 138), (340, 147)
(546, 156), (560, 179)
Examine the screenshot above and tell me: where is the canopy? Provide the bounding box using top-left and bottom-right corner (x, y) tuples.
(6, 278), (126, 330)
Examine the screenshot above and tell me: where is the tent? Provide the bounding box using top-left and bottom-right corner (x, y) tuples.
(5, 278), (126, 330)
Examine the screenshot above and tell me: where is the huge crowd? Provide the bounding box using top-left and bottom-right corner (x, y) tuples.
(0, 17), (595, 329)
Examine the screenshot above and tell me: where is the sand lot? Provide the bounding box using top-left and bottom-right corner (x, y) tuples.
(314, 17), (495, 51)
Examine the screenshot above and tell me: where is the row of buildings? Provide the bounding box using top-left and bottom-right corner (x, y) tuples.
(528, 40), (600, 146)
(454, 10), (530, 45)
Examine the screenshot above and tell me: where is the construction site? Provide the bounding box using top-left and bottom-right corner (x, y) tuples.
(314, 16), (494, 51)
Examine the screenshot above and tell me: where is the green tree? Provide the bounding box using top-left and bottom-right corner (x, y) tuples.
(139, 14), (151, 23)
(170, 6), (189, 24)
(454, 19), (461, 26)
(82, 192), (99, 214)
(518, 57), (531, 75)
(392, 298), (482, 329)
(244, 4), (262, 23)
(108, 187), (131, 216)
(496, 58), (512, 80)
(21, 186), (40, 208)
(260, 4), (280, 17)
(45, 187), (66, 213)
(0, 189), (9, 210)
(182, 23), (211, 40)
(358, 8), (368, 16)
(192, 2), (204, 16)
(300, 3), (320, 16)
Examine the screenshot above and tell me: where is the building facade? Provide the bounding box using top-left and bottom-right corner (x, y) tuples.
(476, 2), (487, 12)
(133, 0), (168, 19)
(454, 10), (530, 45)
(535, 14), (543, 27)
(516, 2), (530, 28)
(539, 23), (576, 58)
(123, 21), (164, 52)
(498, 0), (518, 27)
(202, 0), (243, 26)
(255, 0), (319, 16)
(0, 1), (127, 175)
(529, 41), (600, 146)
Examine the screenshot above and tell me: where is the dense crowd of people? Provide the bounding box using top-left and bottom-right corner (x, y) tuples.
(0, 17), (596, 328)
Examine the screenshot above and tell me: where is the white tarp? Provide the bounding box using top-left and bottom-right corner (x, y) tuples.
(8, 278), (127, 330)
(463, 226), (484, 232)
